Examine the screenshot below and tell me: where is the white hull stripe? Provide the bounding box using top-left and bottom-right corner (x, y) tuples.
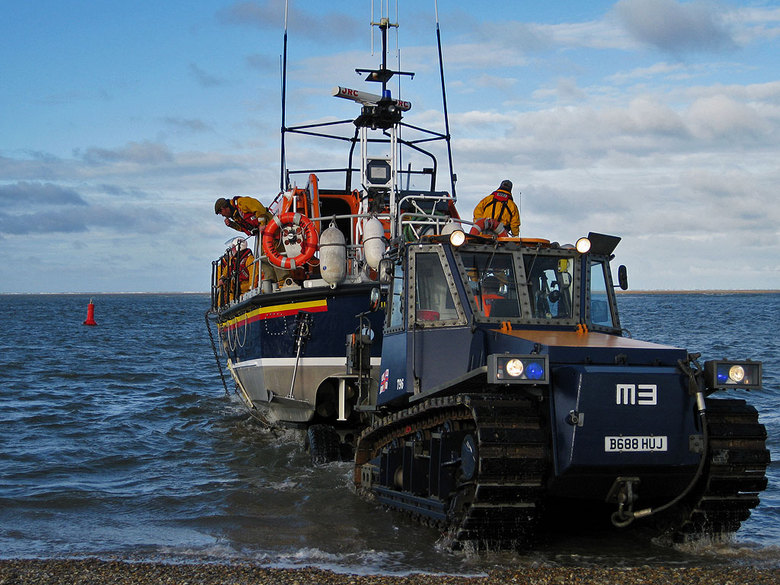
(231, 357), (382, 368)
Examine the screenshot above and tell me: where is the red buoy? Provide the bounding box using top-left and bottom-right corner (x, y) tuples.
(83, 298), (97, 326)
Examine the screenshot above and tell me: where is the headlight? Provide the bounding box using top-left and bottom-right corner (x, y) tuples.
(489, 354), (549, 384)
(704, 360), (762, 390)
(576, 237), (591, 254)
(505, 359), (524, 377)
(727, 365), (745, 383)
(449, 229), (466, 247)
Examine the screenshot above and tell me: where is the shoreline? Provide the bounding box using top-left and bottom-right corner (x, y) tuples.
(1, 289), (778, 296)
(1, 559), (778, 585)
(615, 289), (779, 295)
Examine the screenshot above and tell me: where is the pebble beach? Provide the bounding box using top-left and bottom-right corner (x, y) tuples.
(1, 559), (778, 585)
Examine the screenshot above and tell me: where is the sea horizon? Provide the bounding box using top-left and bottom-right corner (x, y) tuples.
(1, 289), (778, 296)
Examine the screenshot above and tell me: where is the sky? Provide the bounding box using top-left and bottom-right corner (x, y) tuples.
(1, 0), (779, 293)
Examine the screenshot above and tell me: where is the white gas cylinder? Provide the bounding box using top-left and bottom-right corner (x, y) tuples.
(319, 223), (347, 286)
(362, 217), (386, 269)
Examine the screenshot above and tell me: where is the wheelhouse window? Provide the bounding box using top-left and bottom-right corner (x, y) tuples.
(589, 259), (615, 328)
(523, 255), (574, 320)
(458, 251), (522, 319)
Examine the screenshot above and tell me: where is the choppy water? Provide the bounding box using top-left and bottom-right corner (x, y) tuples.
(0, 292), (777, 572)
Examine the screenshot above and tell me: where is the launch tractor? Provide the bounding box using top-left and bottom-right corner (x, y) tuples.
(349, 230), (768, 547)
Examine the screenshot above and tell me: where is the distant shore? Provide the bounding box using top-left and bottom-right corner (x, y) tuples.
(1, 559), (778, 585)
(616, 289), (779, 295)
(1, 289), (778, 296)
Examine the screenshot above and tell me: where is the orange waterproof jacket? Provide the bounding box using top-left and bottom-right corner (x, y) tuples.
(473, 189), (520, 236)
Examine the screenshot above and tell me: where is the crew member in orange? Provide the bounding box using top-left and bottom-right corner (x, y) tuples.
(215, 196), (289, 287)
(473, 180), (520, 236)
(215, 253), (231, 306)
(215, 196), (271, 236)
(217, 239), (258, 303)
(233, 238), (257, 296)
(476, 275), (504, 317)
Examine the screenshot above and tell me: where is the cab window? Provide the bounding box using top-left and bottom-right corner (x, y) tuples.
(524, 256), (574, 319)
(458, 251), (522, 319)
(589, 259), (615, 327)
(388, 262), (405, 329)
(412, 252), (460, 325)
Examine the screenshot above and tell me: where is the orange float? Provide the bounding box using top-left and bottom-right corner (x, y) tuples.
(262, 212), (319, 269)
(469, 218), (509, 238)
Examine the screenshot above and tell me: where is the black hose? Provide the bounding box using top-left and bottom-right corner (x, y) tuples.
(613, 397), (710, 527)
(638, 406), (709, 518)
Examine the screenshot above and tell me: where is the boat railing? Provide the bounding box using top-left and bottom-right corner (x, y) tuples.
(210, 212), (382, 310)
(210, 199), (463, 311)
(210, 242), (262, 311)
(395, 192), (459, 241)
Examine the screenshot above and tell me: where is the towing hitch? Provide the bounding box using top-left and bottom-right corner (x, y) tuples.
(607, 476), (641, 528)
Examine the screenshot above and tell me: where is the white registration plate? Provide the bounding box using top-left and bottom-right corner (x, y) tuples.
(604, 435), (667, 452)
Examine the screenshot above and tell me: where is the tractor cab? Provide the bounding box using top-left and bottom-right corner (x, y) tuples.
(376, 232), (628, 406)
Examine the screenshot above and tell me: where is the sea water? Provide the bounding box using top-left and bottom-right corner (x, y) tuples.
(0, 292), (777, 572)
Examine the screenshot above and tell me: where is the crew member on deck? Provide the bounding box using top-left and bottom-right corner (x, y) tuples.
(216, 239), (259, 304)
(215, 196), (289, 288)
(215, 196), (271, 236)
(473, 180), (521, 237)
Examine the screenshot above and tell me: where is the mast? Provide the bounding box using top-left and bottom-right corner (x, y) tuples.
(281, 0), (456, 222)
(435, 0), (457, 198)
(280, 0), (289, 192)
(353, 7), (412, 240)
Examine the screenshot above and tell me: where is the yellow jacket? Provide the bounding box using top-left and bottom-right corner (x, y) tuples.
(473, 189), (520, 236)
(234, 196), (269, 219)
(216, 249), (257, 301)
(227, 196), (272, 235)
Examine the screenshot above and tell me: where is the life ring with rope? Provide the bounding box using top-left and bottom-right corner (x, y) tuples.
(469, 218), (509, 238)
(262, 212), (319, 269)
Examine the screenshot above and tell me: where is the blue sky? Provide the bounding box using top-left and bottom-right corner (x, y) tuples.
(1, 0), (779, 292)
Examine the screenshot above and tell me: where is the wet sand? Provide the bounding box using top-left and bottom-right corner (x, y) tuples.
(1, 559), (778, 585)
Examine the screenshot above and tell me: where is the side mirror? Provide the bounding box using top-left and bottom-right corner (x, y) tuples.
(378, 258), (393, 285)
(617, 265), (628, 291)
(369, 287), (381, 312)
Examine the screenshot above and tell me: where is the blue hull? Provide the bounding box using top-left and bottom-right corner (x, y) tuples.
(216, 284), (383, 425)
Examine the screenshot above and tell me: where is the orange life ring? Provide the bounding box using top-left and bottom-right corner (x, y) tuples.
(262, 212), (318, 269)
(469, 218), (509, 238)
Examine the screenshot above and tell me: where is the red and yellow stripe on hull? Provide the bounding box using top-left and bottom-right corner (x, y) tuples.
(220, 299), (328, 331)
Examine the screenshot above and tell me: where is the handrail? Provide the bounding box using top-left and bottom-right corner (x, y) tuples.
(210, 202), (467, 308)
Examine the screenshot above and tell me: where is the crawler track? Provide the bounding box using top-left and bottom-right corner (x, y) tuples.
(354, 393), (549, 547)
(355, 395), (768, 547)
(674, 397), (769, 540)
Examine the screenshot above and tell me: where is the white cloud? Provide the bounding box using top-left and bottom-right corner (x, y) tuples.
(615, 0), (736, 53)
(0, 181), (87, 208)
(725, 5), (780, 44)
(80, 141), (175, 165)
(2, 0), (779, 292)
(686, 94), (766, 139)
(216, 0), (362, 44)
(608, 61), (692, 83)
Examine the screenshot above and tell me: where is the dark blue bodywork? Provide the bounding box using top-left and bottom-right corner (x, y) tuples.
(220, 285), (385, 364)
(375, 239), (703, 500)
